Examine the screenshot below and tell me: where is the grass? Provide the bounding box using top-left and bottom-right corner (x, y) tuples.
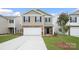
(0, 33), (21, 43)
(43, 35), (79, 50)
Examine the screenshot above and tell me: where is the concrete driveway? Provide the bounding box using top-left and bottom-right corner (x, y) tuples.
(0, 36), (47, 50)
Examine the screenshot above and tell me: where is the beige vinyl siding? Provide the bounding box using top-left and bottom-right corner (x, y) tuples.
(23, 14), (52, 27)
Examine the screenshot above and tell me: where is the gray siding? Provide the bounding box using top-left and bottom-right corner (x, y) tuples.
(0, 17), (9, 34)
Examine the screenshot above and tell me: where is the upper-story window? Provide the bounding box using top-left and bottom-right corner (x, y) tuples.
(45, 17), (51, 22)
(35, 16), (42, 22)
(9, 20), (14, 23)
(70, 17), (77, 23)
(45, 18), (47, 22)
(23, 16), (30, 22)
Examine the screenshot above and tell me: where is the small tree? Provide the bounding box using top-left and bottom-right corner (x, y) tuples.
(58, 13), (69, 34)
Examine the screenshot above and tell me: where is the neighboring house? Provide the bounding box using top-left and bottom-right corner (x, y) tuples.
(0, 15), (8, 34)
(52, 15), (60, 34)
(22, 9), (54, 36)
(7, 16), (22, 34)
(66, 10), (79, 37)
(0, 15), (21, 34)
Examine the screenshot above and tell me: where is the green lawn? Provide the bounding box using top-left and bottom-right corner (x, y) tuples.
(0, 34), (21, 43)
(43, 35), (79, 50)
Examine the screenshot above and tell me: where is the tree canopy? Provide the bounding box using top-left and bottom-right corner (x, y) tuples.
(57, 13), (69, 34)
(58, 13), (69, 26)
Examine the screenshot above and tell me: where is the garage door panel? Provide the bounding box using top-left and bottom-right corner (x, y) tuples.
(23, 27), (42, 36)
(70, 27), (79, 36)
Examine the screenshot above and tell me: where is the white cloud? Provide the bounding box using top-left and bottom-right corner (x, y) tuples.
(0, 8), (13, 14)
(0, 8), (20, 16)
(13, 12), (21, 16)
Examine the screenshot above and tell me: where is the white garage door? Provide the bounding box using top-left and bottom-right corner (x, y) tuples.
(70, 27), (79, 36)
(23, 27), (42, 36)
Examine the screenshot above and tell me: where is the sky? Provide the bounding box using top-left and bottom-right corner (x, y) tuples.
(0, 8), (77, 16)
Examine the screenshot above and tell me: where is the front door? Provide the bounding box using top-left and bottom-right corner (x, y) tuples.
(45, 27), (52, 34)
(9, 28), (14, 34)
(47, 28), (50, 34)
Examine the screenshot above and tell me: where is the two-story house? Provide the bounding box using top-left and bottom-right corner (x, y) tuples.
(66, 10), (79, 37)
(0, 15), (21, 34)
(22, 9), (54, 36)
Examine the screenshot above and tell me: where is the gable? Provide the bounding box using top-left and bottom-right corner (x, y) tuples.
(24, 10), (43, 16)
(23, 9), (52, 16)
(36, 9), (52, 16)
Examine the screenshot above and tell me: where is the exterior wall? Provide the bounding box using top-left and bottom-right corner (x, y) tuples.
(0, 17), (9, 34)
(22, 10), (52, 27)
(15, 16), (22, 33)
(5, 16), (15, 28)
(7, 16), (22, 33)
(8, 22), (14, 27)
(66, 15), (79, 26)
(22, 15), (43, 26)
(22, 10), (53, 35)
(66, 11), (79, 36)
(44, 16), (52, 26)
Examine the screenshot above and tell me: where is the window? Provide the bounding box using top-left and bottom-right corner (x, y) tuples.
(23, 16), (30, 22)
(28, 16), (30, 22)
(45, 17), (51, 22)
(45, 18), (47, 22)
(23, 16), (25, 22)
(35, 16), (42, 22)
(9, 20), (14, 23)
(70, 17), (77, 23)
(49, 18), (51, 22)
(40, 16), (42, 22)
(35, 16), (37, 22)
(70, 17), (72, 22)
(75, 17), (77, 22)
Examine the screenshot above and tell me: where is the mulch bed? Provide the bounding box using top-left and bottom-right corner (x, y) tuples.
(54, 42), (76, 49)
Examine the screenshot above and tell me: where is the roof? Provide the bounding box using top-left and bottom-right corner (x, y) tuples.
(23, 9), (52, 16)
(0, 15), (16, 20)
(70, 10), (79, 15)
(0, 15), (9, 20)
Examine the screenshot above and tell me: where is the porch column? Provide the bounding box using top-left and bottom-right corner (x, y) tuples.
(42, 16), (45, 36)
(52, 26), (54, 35)
(43, 26), (44, 36)
(14, 18), (16, 34)
(14, 27), (15, 34)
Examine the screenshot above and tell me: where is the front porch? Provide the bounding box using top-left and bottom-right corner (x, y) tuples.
(44, 26), (53, 36)
(8, 27), (16, 34)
